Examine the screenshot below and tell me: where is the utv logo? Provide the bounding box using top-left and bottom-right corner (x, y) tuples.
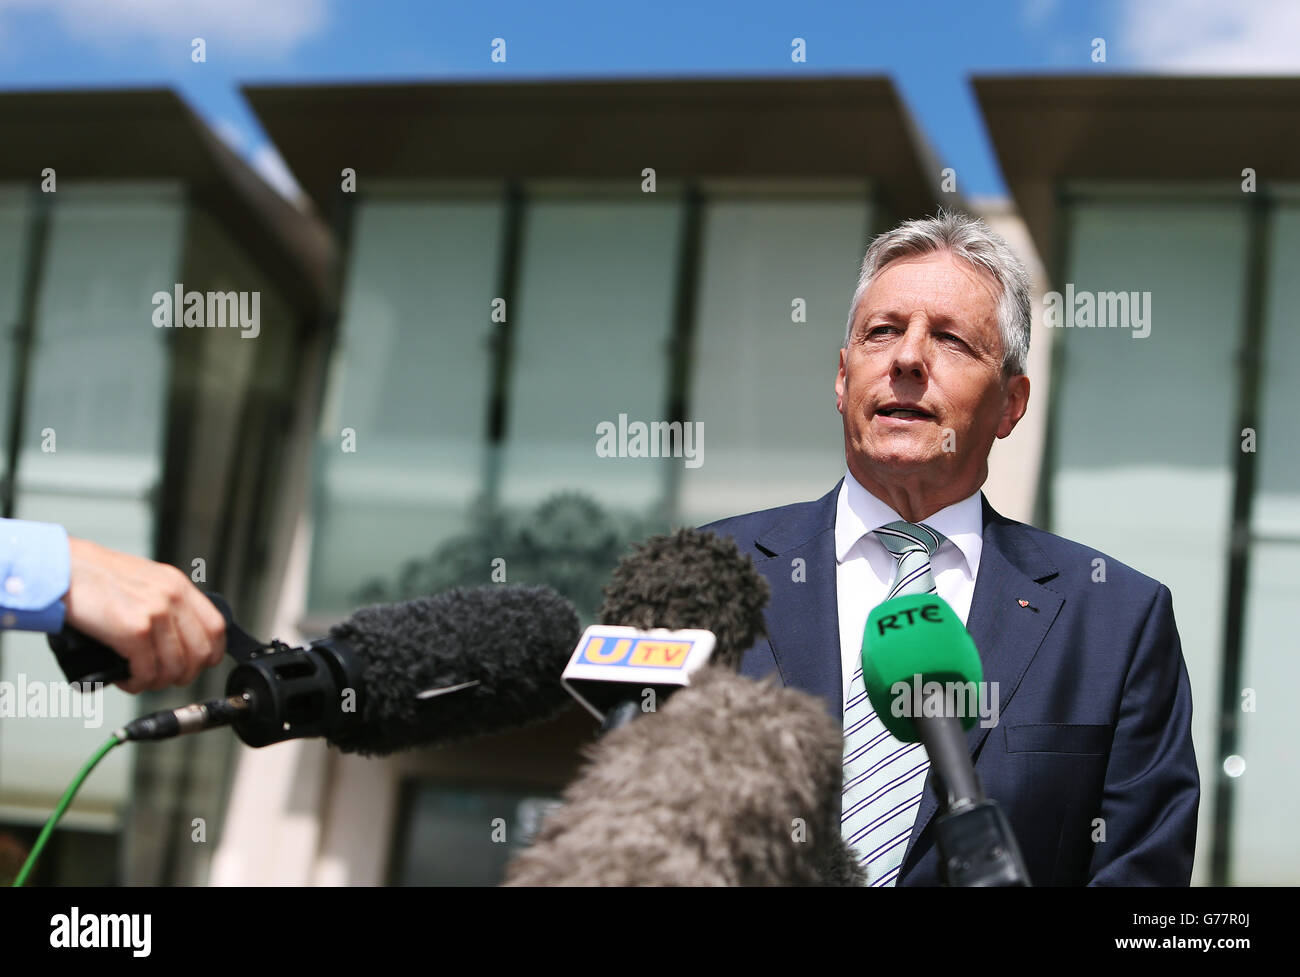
(1043, 284), (1151, 338)
(50, 907), (151, 957)
(152, 284), (260, 339)
(595, 413), (703, 469)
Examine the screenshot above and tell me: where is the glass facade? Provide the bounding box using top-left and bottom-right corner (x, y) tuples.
(0, 175), (322, 884)
(500, 193), (684, 516)
(1047, 187), (1299, 885)
(309, 194), (504, 614)
(681, 195), (872, 524)
(1232, 201), (1300, 885)
(0, 187), (29, 482)
(307, 184), (874, 622)
(0, 184), (184, 825)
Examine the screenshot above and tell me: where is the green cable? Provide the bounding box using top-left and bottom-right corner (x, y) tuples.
(11, 733), (124, 887)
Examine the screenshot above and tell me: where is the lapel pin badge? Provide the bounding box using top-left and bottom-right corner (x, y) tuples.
(1017, 599), (1030, 608)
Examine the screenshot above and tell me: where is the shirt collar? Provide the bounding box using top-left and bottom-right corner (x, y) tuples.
(834, 468), (984, 577)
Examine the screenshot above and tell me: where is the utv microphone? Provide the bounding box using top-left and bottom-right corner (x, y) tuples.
(568, 528), (770, 731)
(597, 527), (769, 668)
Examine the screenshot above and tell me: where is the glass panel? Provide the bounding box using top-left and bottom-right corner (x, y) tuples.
(0, 186), (31, 479)
(390, 782), (561, 884)
(1232, 541), (1300, 884)
(475, 195), (684, 616)
(318, 193), (685, 622)
(499, 196), (682, 515)
(1252, 205), (1300, 539)
(308, 196), (503, 614)
(1230, 203), (1300, 884)
(0, 184), (184, 814)
(1048, 200), (1248, 885)
(678, 197), (872, 524)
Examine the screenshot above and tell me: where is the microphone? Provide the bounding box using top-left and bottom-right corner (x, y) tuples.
(519, 527), (863, 884)
(504, 666), (863, 886)
(321, 584), (580, 755)
(566, 528), (770, 730)
(597, 527), (770, 668)
(49, 592), (256, 686)
(119, 694), (251, 742)
(862, 593), (1030, 886)
(122, 585), (581, 756)
(561, 625), (717, 728)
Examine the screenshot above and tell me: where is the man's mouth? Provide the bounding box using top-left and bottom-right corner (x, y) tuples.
(877, 406), (934, 420)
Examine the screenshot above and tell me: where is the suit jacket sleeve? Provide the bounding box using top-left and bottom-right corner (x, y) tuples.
(1087, 582), (1199, 885)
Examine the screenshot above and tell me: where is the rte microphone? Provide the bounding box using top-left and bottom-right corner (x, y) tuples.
(505, 666), (863, 886)
(862, 593), (1030, 886)
(120, 584), (581, 755)
(565, 527), (770, 731)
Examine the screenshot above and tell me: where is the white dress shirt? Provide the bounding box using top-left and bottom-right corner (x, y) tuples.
(834, 470), (985, 705)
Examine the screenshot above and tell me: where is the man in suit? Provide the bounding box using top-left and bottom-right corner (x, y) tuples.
(700, 211), (1198, 886)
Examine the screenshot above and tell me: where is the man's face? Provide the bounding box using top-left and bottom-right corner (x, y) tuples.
(835, 251), (1029, 504)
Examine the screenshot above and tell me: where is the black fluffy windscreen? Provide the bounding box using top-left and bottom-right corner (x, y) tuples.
(326, 584), (581, 756)
(597, 528), (770, 669)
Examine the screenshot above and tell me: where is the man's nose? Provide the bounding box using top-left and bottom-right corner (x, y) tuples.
(891, 319), (929, 377)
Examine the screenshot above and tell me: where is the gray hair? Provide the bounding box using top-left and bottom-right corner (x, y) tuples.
(842, 210), (1030, 377)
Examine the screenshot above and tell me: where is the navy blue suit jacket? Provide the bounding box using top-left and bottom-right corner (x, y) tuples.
(700, 480), (1199, 886)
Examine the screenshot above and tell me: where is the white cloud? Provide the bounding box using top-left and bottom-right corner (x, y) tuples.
(1121, 0), (1300, 72)
(0, 0), (328, 58)
(1021, 0), (1060, 29)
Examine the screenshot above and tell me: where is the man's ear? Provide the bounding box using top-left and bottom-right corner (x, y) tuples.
(996, 374), (1030, 439)
(835, 348), (847, 414)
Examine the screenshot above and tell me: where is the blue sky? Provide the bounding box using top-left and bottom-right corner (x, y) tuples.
(0, 0), (1293, 201)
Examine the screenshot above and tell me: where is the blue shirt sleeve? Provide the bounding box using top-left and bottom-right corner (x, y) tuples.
(0, 518), (71, 633)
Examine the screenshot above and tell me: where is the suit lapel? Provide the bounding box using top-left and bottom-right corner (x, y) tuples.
(752, 481), (844, 722)
(897, 494), (1065, 882)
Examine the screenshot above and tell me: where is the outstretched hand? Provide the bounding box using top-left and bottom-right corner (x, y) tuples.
(63, 538), (226, 693)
